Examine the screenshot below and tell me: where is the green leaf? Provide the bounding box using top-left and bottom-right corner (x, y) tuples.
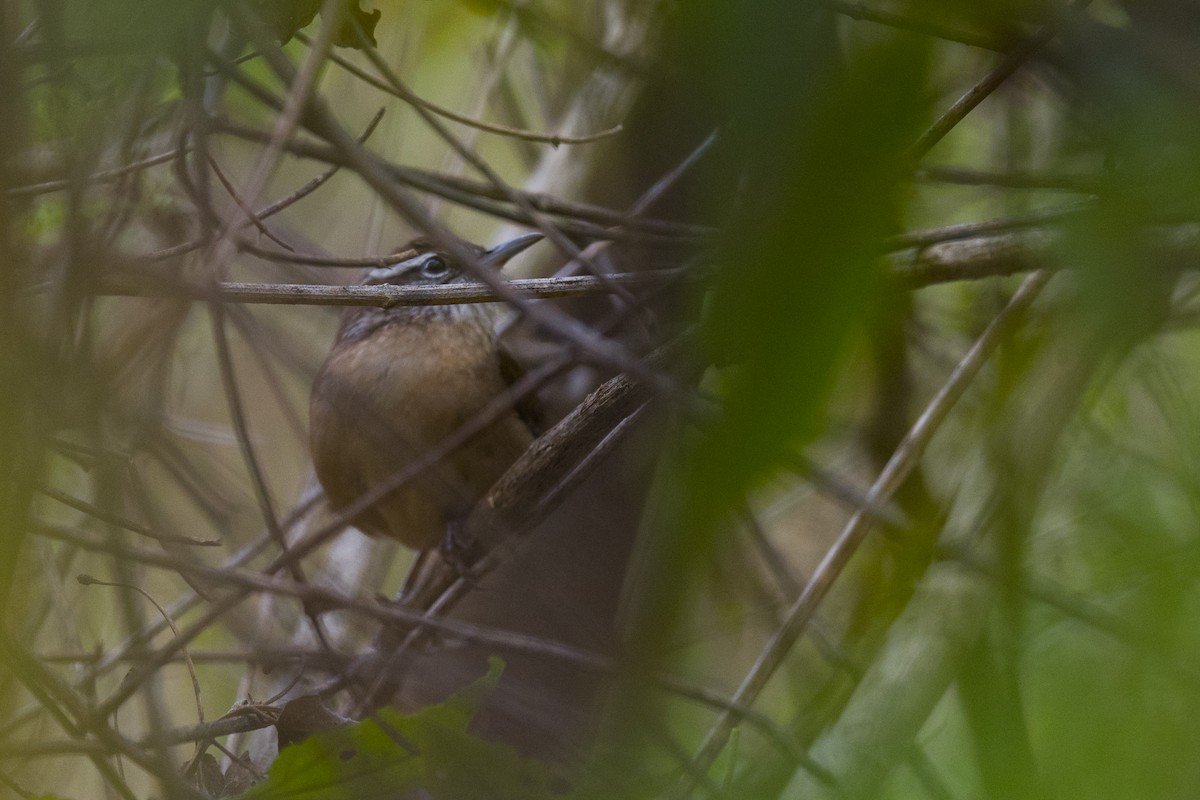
(234, 657), (563, 800)
(247, 0), (380, 48)
(330, 1), (380, 49)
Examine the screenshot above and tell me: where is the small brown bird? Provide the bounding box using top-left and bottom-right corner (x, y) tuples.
(309, 232), (543, 552)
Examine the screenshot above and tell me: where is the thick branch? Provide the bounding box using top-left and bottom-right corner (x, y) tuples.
(397, 343), (681, 613)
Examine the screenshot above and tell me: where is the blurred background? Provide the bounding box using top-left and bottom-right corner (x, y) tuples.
(3, 0), (1200, 798)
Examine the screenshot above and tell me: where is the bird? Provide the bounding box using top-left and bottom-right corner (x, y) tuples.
(309, 231), (544, 556)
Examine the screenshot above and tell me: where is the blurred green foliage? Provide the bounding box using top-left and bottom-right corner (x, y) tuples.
(624, 3), (936, 738)
(7, 0), (1200, 799)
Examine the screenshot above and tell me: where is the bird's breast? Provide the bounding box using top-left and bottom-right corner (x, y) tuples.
(316, 315), (505, 439)
(308, 312), (531, 548)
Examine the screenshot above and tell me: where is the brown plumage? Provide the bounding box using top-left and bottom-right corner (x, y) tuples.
(309, 233), (542, 550)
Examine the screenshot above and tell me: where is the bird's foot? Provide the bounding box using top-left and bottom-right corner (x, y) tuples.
(439, 519), (483, 580)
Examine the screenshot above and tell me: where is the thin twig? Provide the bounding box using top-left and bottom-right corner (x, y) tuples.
(298, 31), (623, 146)
(0, 634), (203, 800)
(738, 504), (863, 679)
(76, 576), (206, 729)
(145, 107), (385, 262)
(7, 147), (184, 197)
(916, 165), (1101, 192)
(206, 306), (287, 555)
(35, 487), (321, 730)
(885, 200), (1093, 251)
(941, 542), (1200, 683)
(911, 0), (1091, 159)
(784, 454), (908, 528)
(35, 486), (220, 547)
(208, 118), (711, 243)
(223, 306), (310, 445)
(207, 304), (334, 654)
(234, 240), (417, 267)
(37, 647), (349, 668)
(36, 523), (801, 747)
(823, 0), (1008, 51)
(206, 154), (295, 251)
(142, 705), (282, 749)
(201, 0), (344, 284)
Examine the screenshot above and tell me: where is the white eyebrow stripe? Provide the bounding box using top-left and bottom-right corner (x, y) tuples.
(367, 254), (425, 282)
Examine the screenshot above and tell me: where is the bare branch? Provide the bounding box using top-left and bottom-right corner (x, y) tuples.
(298, 31), (624, 146)
(687, 271), (1052, 779)
(912, 0), (1092, 159)
(824, 0), (1008, 51)
(101, 269), (688, 306)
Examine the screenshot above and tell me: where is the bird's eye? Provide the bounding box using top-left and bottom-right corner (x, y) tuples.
(421, 256), (450, 279)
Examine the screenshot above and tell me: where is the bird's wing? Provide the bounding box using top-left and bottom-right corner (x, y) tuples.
(496, 343), (545, 435)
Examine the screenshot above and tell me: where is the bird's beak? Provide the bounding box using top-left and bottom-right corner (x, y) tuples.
(481, 232), (543, 268)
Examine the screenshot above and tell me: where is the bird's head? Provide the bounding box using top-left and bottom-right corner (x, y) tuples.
(363, 231), (543, 287)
